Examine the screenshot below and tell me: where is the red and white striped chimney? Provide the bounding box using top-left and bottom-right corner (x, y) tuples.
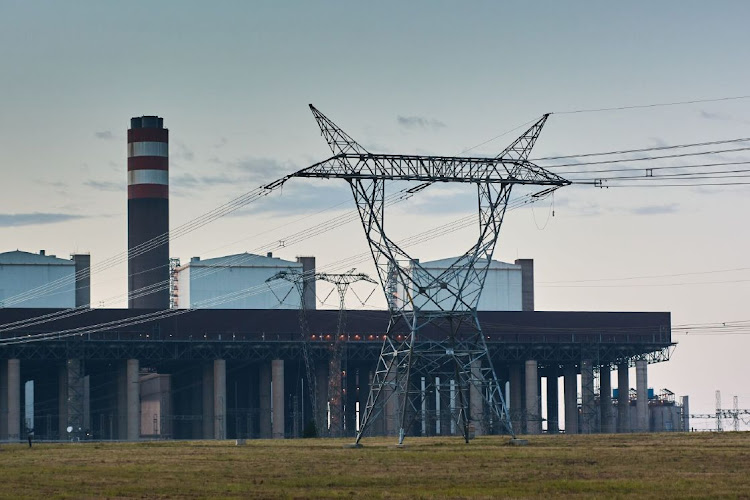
(127, 115), (169, 309)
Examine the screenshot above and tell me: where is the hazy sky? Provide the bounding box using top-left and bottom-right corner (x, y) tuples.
(2, 1), (750, 420)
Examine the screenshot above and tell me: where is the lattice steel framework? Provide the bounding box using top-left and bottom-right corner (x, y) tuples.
(316, 270), (377, 437)
(265, 270), (320, 436)
(288, 105), (570, 444)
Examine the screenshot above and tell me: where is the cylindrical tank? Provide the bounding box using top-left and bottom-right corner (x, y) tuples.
(128, 115), (169, 309)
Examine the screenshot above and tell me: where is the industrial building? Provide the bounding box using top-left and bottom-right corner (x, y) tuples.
(0, 113), (681, 442)
(0, 250), (90, 308)
(173, 253), (311, 310)
(395, 258), (530, 312)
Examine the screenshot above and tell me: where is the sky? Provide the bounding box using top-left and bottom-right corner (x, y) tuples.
(1, 1), (750, 422)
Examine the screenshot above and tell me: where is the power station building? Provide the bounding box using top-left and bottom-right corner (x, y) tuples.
(0, 250), (90, 308)
(0, 114), (680, 443)
(173, 253), (308, 310)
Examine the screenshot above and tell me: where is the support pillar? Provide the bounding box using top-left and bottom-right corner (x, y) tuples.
(563, 365), (578, 435)
(580, 359), (595, 434)
(7, 359), (20, 441)
(524, 360), (540, 434)
(617, 363), (630, 433)
(271, 359), (284, 439)
(384, 361), (398, 436)
(546, 366), (559, 433)
(125, 359), (140, 441)
(258, 362), (271, 439)
(636, 359), (649, 432)
(600, 365), (613, 433)
(214, 360), (226, 440)
(508, 363), (524, 434)
(469, 360), (484, 436)
(315, 361), (328, 436)
(59, 364), (68, 439)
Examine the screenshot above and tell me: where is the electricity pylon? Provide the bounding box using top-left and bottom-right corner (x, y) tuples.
(284, 104), (569, 445)
(317, 270), (377, 437)
(265, 269), (320, 436)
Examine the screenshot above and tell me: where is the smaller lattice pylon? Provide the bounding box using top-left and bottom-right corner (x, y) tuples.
(265, 268), (320, 436)
(316, 270), (377, 437)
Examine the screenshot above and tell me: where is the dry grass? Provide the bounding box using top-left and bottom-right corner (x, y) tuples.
(1, 432), (750, 499)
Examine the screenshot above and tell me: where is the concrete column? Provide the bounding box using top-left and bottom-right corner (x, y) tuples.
(202, 363), (214, 439)
(83, 375), (90, 433)
(617, 363), (630, 433)
(600, 366), (613, 433)
(328, 350), (342, 438)
(546, 366), (559, 433)
(271, 359), (284, 439)
(0, 360), (8, 440)
(563, 365), (578, 434)
(59, 364), (68, 438)
(7, 359), (20, 440)
(315, 361), (328, 436)
(524, 360), (540, 434)
(126, 359), (140, 441)
(681, 396), (690, 432)
(384, 361), (398, 436)
(508, 363), (524, 434)
(469, 360), (484, 435)
(580, 359), (595, 434)
(214, 360), (226, 440)
(636, 359), (649, 432)
(258, 362), (271, 438)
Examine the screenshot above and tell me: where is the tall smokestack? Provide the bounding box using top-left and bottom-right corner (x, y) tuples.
(128, 115), (169, 309)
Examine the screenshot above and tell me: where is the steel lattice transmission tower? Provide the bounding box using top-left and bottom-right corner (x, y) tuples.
(286, 104), (569, 445)
(317, 270), (377, 437)
(265, 269), (321, 436)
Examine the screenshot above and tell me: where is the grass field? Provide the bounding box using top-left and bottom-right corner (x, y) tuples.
(1, 432), (749, 499)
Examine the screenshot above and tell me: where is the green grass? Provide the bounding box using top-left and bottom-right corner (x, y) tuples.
(1, 432), (750, 498)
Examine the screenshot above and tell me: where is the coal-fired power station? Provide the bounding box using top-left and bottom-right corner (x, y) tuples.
(0, 109), (680, 444)
(127, 116), (169, 309)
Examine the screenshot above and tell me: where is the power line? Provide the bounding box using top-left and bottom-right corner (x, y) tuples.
(538, 266), (750, 284)
(552, 94), (750, 115)
(539, 146), (750, 169)
(552, 160), (750, 176)
(533, 137), (750, 162)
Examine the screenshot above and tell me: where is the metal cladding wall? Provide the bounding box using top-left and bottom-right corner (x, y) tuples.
(0, 251), (76, 308)
(128, 116), (169, 309)
(399, 258), (523, 312)
(176, 253), (302, 309)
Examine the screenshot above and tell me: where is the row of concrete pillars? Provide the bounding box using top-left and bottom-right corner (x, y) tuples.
(509, 359), (650, 435)
(1, 357), (358, 442)
(2, 356), (653, 441)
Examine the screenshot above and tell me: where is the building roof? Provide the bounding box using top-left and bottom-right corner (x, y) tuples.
(418, 257), (520, 270)
(0, 250), (74, 266)
(182, 252), (301, 269)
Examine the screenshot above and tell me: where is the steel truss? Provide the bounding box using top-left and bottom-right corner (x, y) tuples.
(290, 105), (570, 444)
(316, 271), (377, 437)
(265, 270), (320, 436)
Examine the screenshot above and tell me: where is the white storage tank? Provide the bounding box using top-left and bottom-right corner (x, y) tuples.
(174, 252), (303, 309)
(393, 257), (524, 312)
(0, 250), (77, 308)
